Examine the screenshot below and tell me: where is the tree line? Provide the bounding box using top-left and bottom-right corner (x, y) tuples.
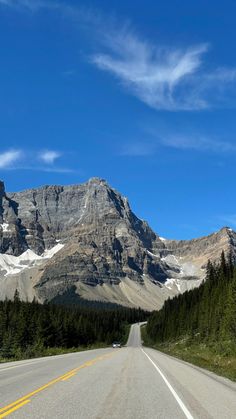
(146, 252), (236, 350)
(0, 295), (148, 360)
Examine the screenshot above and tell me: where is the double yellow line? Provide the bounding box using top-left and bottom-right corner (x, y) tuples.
(0, 352), (114, 418)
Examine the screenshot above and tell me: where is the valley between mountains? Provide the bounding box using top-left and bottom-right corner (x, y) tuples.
(0, 177), (235, 310)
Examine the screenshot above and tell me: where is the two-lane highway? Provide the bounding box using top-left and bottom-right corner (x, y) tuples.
(0, 324), (236, 418)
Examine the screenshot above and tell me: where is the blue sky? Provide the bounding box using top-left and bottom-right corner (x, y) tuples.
(0, 0), (236, 239)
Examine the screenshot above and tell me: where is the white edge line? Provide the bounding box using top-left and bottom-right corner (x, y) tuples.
(141, 348), (194, 419)
(0, 359), (52, 372)
(0, 352), (78, 372)
(0, 349), (111, 373)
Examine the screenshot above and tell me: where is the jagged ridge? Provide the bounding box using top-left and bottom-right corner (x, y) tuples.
(0, 178), (235, 310)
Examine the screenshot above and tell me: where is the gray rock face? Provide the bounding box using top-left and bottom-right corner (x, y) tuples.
(31, 178), (167, 301)
(6, 177), (163, 254)
(0, 177), (235, 309)
(163, 227), (236, 271)
(0, 181), (5, 223)
(0, 181), (28, 256)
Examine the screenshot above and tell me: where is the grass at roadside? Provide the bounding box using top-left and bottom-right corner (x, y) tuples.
(141, 326), (236, 382)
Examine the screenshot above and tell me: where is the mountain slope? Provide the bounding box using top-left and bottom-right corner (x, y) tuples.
(0, 178), (235, 310)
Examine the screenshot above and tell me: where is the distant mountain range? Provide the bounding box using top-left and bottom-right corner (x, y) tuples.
(0, 178), (235, 310)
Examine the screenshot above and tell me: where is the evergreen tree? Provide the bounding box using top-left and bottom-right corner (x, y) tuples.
(146, 254), (236, 353)
(0, 298), (148, 360)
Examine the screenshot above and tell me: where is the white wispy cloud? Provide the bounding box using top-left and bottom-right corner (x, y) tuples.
(120, 142), (156, 156)
(0, 150), (23, 168)
(39, 150), (61, 164)
(38, 166), (75, 173)
(159, 135), (236, 153)
(0, 0), (43, 10)
(120, 132), (236, 157)
(0, 0), (97, 19)
(92, 28), (236, 111)
(0, 149), (74, 172)
(2, 0), (236, 111)
(15, 165), (76, 173)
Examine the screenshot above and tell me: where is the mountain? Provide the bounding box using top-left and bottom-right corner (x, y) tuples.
(0, 178), (235, 310)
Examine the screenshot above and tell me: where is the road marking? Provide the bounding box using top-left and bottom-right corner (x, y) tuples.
(0, 400), (30, 418)
(61, 373), (76, 381)
(0, 360), (49, 373)
(0, 353), (73, 372)
(60, 366), (84, 381)
(0, 352), (114, 415)
(141, 349), (194, 419)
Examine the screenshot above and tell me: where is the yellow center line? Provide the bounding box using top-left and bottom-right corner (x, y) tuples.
(0, 352), (114, 415)
(59, 364), (85, 381)
(85, 361), (94, 366)
(61, 373), (76, 381)
(0, 400), (31, 418)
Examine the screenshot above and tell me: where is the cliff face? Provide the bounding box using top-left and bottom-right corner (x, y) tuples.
(6, 178), (161, 251)
(164, 227), (236, 268)
(0, 178), (235, 310)
(0, 181), (28, 256)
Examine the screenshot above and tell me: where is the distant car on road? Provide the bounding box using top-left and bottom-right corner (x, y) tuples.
(112, 342), (121, 348)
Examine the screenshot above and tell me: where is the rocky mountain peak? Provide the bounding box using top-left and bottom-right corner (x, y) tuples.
(88, 177), (107, 185)
(0, 179), (153, 256)
(82, 177), (127, 220)
(205, 227), (236, 251)
(220, 226), (234, 236)
(0, 178), (235, 310)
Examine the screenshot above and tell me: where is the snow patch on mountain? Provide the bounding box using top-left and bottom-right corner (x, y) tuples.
(147, 250), (159, 258)
(43, 243), (64, 258)
(165, 276), (204, 293)
(165, 277), (182, 291)
(1, 223), (10, 232)
(161, 254), (199, 277)
(0, 244), (64, 277)
(162, 254), (179, 265)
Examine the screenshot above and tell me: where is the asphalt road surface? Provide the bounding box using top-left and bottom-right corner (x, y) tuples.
(0, 323), (235, 418)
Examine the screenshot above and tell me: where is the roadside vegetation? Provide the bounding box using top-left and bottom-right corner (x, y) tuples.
(0, 296), (147, 362)
(144, 252), (236, 381)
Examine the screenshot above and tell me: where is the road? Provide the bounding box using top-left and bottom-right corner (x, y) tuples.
(0, 323), (235, 418)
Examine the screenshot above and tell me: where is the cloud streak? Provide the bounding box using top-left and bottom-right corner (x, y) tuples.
(121, 132), (236, 157)
(0, 150), (23, 168)
(159, 135), (236, 153)
(0, 0), (44, 11)
(0, 149), (74, 173)
(0, 0), (99, 21)
(2, 0), (236, 111)
(120, 142), (156, 157)
(39, 150), (61, 164)
(92, 28), (236, 111)
(14, 165), (76, 173)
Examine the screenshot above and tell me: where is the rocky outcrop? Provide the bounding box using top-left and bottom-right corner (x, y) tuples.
(32, 178), (167, 301)
(0, 177), (235, 310)
(0, 181), (28, 256)
(6, 178), (162, 254)
(163, 227), (236, 270)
